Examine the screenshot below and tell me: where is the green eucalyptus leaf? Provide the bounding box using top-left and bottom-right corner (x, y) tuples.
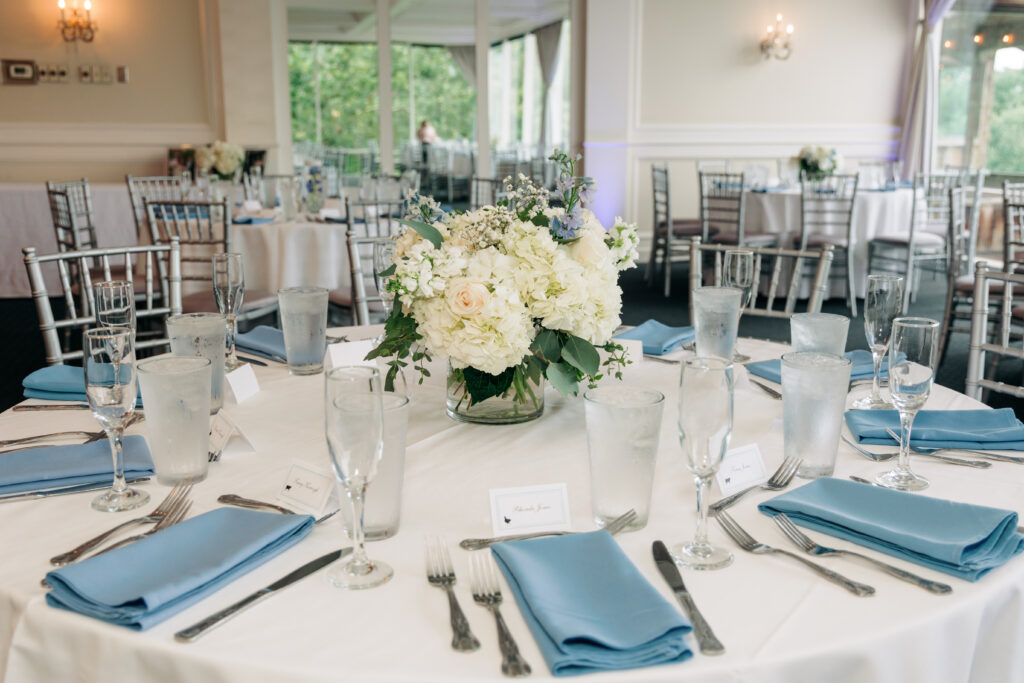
(530, 329), (560, 364)
(545, 361), (579, 398)
(376, 263), (396, 277)
(462, 366), (515, 405)
(398, 218), (444, 249)
(561, 335), (600, 377)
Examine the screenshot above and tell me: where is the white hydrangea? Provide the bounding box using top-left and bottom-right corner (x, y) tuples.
(606, 217), (640, 271)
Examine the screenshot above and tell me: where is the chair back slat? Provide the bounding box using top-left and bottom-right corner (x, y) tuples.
(965, 263), (1024, 401)
(146, 199), (230, 285)
(126, 174), (187, 239)
(798, 173), (858, 250)
(699, 171), (746, 243)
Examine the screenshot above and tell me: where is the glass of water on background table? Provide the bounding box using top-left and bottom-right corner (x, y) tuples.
(723, 250), (754, 362)
(853, 274), (904, 410)
(693, 287), (741, 361)
(167, 313), (227, 413)
(278, 286), (328, 375)
(584, 386), (664, 531)
(137, 357), (212, 485)
(790, 312), (850, 355)
(213, 253), (245, 370)
(674, 357), (734, 570)
(876, 317), (940, 492)
(84, 327), (149, 512)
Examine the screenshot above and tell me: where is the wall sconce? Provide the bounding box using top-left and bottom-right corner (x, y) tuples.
(761, 14), (793, 60)
(57, 0), (97, 43)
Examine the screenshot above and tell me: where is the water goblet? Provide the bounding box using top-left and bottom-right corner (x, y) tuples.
(723, 249), (754, 362)
(852, 274), (904, 410)
(213, 253), (246, 370)
(672, 357), (734, 570)
(876, 318), (940, 492)
(325, 366), (392, 589)
(84, 327), (149, 512)
(373, 240), (396, 319)
(93, 280), (136, 333)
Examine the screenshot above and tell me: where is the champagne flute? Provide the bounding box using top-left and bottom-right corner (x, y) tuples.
(876, 318), (940, 492)
(723, 249), (754, 363)
(325, 366), (392, 589)
(852, 275), (904, 410)
(373, 240), (396, 319)
(93, 280), (136, 335)
(84, 327), (149, 512)
(672, 357), (734, 570)
(213, 253), (245, 370)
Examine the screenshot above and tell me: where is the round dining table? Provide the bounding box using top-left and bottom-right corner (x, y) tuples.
(1, 332), (1023, 682)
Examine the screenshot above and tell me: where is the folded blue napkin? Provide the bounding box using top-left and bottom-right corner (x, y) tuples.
(0, 436), (154, 495)
(235, 325), (286, 360)
(759, 478), (1024, 580)
(615, 320), (695, 355)
(23, 365), (141, 405)
(746, 349), (877, 384)
(491, 531), (692, 676)
(751, 186), (787, 193)
(45, 508), (314, 630)
(845, 408), (1024, 450)
(232, 216), (275, 225)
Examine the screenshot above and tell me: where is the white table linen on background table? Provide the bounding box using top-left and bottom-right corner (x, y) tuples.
(233, 219), (356, 297)
(0, 183), (137, 298)
(1, 332), (1024, 682)
(745, 188), (915, 299)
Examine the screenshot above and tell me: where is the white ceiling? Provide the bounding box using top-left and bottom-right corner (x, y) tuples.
(286, 0), (568, 46)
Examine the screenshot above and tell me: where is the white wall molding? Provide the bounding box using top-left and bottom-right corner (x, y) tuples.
(0, 122), (216, 148)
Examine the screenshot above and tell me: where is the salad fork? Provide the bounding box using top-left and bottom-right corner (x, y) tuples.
(715, 511), (875, 596)
(90, 500), (192, 557)
(470, 555), (531, 677)
(709, 456), (802, 515)
(426, 537), (480, 652)
(459, 509), (636, 550)
(771, 513), (952, 594)
(882, 427), (1024, 465)
(841, 434), (989, 468)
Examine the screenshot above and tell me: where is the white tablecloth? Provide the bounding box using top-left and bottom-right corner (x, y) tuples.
(233, 219), (353, 296)
(1, 333), (1024, 682)
(0, 183), (137, 298)
(745, 188), (915, 298)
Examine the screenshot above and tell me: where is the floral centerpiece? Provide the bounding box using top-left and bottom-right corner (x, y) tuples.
(303, 161), (325, 213)
(195, 141), (245, 181)
(368, 151), (639, 424)
(796, 146), (840, 178)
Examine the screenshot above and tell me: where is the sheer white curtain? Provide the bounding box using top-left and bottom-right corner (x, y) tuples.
(448, 45), (476, 87)
(898, 0), (958, 178)
(534, 21), (563, 155)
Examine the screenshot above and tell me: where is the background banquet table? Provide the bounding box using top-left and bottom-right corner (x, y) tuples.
(745, 187), (915, 299)
(1, 332), (1023, 682)
(0, 183), (137, 298)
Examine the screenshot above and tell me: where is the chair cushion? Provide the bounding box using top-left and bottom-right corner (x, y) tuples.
(872, 232), (945, 246)
(806, 233), (849, 247)
(955, 275), (1006, 293)
(180, 288), (278, 315)
(712, 231), (779, 246)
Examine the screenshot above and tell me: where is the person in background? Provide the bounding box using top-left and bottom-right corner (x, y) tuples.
(417, 120), (437, 165)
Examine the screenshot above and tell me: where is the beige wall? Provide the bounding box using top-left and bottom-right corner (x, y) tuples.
(0, 0), (218, 182)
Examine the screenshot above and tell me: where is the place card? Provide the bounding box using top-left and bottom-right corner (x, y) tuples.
(489, 483), (571, 537)
(243, 199), (263, 213)
(225, 363), (260, 404)
(715, 443), (769, 496)
(319, 207), (342, 220)
(328, 339), (377, 369)
(277, 461), (340, 516)
(207, 410), (244, 461)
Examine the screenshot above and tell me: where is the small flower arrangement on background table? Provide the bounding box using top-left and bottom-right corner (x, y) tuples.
(368, 151), (640, 424)
(195, 141), (245, 181)
(796, 145), (840, 178)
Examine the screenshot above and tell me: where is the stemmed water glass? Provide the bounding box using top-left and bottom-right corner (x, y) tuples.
(213, 253), (245, 370)
(93, 280), (136, 334)
(373, 240), (396, 318)
(673, 357), (734, 570)
(723, 249), (754, 363)
(325, 365), (392, 589)
(876, 318), (940, 492)
(852, 274), (904, 410)
(84, 327), (150, 512)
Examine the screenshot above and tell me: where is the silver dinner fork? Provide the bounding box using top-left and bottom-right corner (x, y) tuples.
(882, 427), (1024, 465)
(50, 484), (193, 566)
(89, 499), (192, 557)
(0, 414), (144, 448)
(841, 434), (989, 469)
(749, 378), (782, 400)
(709, 456), (802, 515)
(771, 513), (952, 594)
(459, 508), (637, 550)
(715, 511), (875, 597)
(426, 537), (481, 652)
(469, 555), (531, 677)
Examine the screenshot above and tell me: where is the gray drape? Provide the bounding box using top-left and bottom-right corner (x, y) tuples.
(447, 45), (477, 88)
(534, 21), (564, 154)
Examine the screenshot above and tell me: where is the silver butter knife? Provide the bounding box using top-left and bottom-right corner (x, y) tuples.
(12, 403), (90, 411)
(174, 547), (352, 641)
(652, 541), (724, 656)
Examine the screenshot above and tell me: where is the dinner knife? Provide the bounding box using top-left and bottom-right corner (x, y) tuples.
(651, 541), (725, 656)
(174, 547), (352, 642)
(237, 355), (269, 367)
(12, 404), (91, 411)
(0, 477), (151, 504)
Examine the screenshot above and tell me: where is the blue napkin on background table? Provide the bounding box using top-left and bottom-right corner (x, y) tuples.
(615, 320), (695, 356)
(758, 478), (1024, 580)
(0, 436), (153, 495)
(751, 186), (788, 193)
(22, 365), (141, 405)
(232, 216), (275, 225)
(845, 408), (1024, 450)
(45, 508), (315, 630)
(491, 531), (692, 676)
(746, 349), (878, 384)
(235, 325), (287, 361)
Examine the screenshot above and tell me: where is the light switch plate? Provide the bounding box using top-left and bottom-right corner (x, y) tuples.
(78, 65), (93, 83)
(2, 60), (38, 85)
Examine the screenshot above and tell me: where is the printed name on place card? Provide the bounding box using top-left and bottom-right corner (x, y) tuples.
(208, 410), (241, 461)
(488, 483), (571, 537)
(225, 363), (260, 404)
(715, 443), (769, 496)
(277, 461), (340, 516)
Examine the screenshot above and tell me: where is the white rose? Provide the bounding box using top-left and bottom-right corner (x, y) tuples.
(572, 228), (610, 267)
(447, 280), (490, 316)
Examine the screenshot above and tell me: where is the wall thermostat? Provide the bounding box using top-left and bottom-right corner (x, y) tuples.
(2, 60), (38, 85)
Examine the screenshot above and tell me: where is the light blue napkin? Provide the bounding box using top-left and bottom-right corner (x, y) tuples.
(845, 408), (1024, 450)
(746, 349), (879, 384)
(235, 325), (286, 361)
(45, 508), (315, 630)
(232, 216), (275, 225)
(0, 436), (154, 495)
(751, 186), (787, 193)
(491, 531), (692, 676)
(758, 478), (1024, 581)
(615, 320), (695, 355)
(22, 364), (141, 405)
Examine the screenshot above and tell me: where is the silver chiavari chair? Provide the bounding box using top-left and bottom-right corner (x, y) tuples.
(797, 173), (859, 315)
(126, 174), (187, 240)
(329, 198), (405, 322)
(346, 234), (392, 326)
(937, 187), (976, 364)
(46, 179), (98, 252)
(471, 177), (501, 210)
(688, 237), (834, 323)
(701, 171), (778, 248)
(645, 163), (705, 297)
(22, 239), (182, 366)
(965, 263), (1024, 402)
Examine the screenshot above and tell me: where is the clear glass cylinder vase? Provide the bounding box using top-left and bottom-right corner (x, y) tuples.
(446, 361), (545, 425)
